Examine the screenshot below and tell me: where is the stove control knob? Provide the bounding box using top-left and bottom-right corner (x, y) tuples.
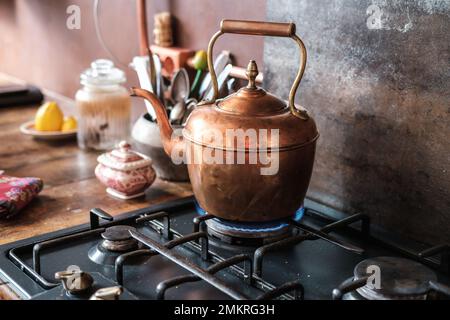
(55, 269), (94, 295)
(90, 286), (123, 300)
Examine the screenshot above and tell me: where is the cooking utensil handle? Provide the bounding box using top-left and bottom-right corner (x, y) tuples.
(137, 0), (149, 56)
(203, 19), (308, 120)
(221, 20), (295, 37)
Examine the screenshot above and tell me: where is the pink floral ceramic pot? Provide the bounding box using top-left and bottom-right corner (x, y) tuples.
(95, 141), (156, 199)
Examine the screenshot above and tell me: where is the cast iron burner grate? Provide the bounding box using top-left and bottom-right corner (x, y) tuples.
(2, 196), (450, 300)
(195, 202), (305, 245)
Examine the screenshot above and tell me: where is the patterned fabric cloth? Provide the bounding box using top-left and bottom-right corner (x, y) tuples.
(0, 174), (43, 219)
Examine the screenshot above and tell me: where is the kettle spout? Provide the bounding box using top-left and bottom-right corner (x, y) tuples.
(130, 87), (185, 158)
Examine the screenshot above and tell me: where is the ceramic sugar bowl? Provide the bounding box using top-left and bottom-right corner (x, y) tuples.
(95, 141), (156, 199)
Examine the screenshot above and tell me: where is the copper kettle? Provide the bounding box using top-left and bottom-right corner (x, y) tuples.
(131, 20), (319, 222)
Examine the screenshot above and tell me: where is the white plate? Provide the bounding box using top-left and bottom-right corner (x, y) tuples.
(19, 120), (77, 141)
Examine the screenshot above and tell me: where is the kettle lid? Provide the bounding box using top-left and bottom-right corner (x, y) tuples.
(217, 60), (287, 116)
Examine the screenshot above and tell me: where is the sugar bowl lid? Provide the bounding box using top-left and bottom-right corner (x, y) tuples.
(97, 141), (151, 171)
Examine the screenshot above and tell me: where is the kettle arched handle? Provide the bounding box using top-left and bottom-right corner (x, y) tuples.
(201, 19), (308, 120)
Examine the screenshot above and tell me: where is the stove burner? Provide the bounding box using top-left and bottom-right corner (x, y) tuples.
(354, 256), (438, 300)
(88, 225), (139, 265)
(101, 225), (138, 252)
(196, 202), (304, 245)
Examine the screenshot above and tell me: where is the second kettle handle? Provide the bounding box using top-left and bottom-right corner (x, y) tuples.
(202, 19), (308, 120)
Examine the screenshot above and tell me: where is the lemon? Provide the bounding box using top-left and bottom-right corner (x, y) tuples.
(61, 116), (77, 132)
(35, 101), (64, 131)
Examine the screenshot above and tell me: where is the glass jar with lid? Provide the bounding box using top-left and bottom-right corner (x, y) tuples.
(75, 59), (131, 150)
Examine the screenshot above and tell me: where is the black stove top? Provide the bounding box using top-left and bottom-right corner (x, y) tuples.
(0, 196), (449, 300)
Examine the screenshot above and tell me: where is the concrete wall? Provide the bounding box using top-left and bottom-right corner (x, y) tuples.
(264, 0), (450, 244)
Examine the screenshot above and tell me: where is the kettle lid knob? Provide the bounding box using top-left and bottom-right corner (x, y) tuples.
(245, 60), (259, 89)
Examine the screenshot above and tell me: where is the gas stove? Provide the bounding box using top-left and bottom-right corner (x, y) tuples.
(0, 196), (449, 300)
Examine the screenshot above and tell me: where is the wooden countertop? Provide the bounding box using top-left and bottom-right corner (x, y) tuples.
(0, 78), (192, 298)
